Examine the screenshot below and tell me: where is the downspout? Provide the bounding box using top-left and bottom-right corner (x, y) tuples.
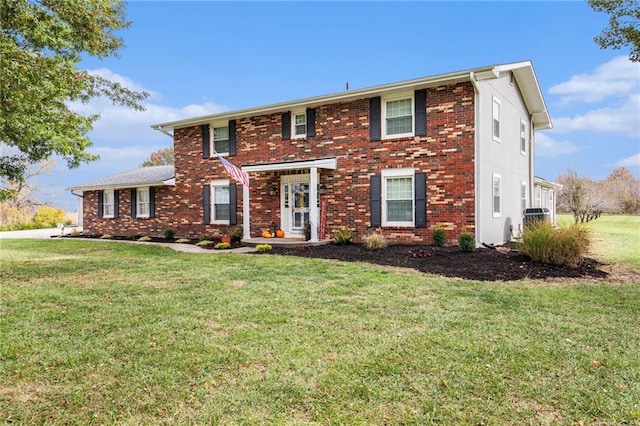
(470, 72), (481, 247)
(155, 125), (174, 138)
(70, 190), (83, 228)
(529, 115), (535, 208)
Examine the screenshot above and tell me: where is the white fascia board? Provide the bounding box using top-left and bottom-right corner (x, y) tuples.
(150, 68), (495, 132)
(66, 180), (175, 192)
(243, 157), (337, 173)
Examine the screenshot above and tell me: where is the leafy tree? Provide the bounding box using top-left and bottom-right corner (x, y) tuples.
(588, 0), (640, 61)
(604, 167), (640, 214)
(141, 146), (174, 167)
(0, 158), (54, 224)
(0, 0), (148, 201)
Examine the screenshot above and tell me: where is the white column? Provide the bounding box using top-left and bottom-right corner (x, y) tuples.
(243, 180), (251, 240)
(309, 167), (319, 242)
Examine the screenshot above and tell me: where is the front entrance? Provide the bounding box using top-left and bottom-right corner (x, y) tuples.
(281, 174), (315, 237)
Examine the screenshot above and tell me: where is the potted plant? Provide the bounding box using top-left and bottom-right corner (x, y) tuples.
(303, 221), (312, 241)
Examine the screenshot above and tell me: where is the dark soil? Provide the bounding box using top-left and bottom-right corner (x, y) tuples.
(269, 244), (610, 282)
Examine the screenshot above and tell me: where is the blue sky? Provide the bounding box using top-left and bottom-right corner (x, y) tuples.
(46, 1), (639, 211)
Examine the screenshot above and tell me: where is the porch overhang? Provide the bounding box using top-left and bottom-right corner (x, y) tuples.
(242, 157), (337, 174)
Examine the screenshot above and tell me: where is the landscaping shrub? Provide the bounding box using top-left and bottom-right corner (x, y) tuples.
(175, 238), (191, 244)
(333, 227), (353, 245)
(518, 221), (590, 267)
(214, 242), (231, 250)
(33, 205), (69, 228)
(363, 233), (387, 250)
(100, 234), (113, 239)
(138, 236), (151, 242)
(164, 228), (175, 240)
(433, 223), (446, 246)
(256, 244), (272, 253)
(196, 240), (212, 247)
(458, 230), (475, 252)
(229, 226), (243, 242)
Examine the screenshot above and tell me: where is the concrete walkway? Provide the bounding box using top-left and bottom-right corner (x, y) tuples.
(0, 228), (257, 254)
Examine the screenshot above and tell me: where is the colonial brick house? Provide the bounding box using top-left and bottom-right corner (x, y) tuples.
(69, 61), (552, 246)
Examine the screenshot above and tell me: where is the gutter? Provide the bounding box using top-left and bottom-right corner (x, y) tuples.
(156, 125), (174, 138)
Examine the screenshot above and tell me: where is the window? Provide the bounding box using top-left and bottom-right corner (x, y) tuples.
(103, 189), (115, 218)
(492, 97), (501, 142)
(535, 186), (541, 207)
(212, 125), (230, 154)
(521, 181), (527, 213)
(211, 180), (230, 224)
(382, 168), (414, 226)
(520, 119), (527, 154)
(292, 112), (306, 138)
(383, 95), (413, 138)
(137, 187), (150, 218)
(492, 174), (501, 217)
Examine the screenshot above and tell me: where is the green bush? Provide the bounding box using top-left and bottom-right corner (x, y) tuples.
(256, 244), (272, 253)
(333, 227), (353, 245)
(433, 224), (446, 246)
(363, 233), (387, 250)
(214, 242), (231, 250)
(164, 228), (175, 240)
(229, 227), (243, 242)
(175, 238), (191, 244)
(33, 205), (68, 228)
(458, 231), (475, 252)
(138, 236), (151, 242)
(196, 240), (213, 247)
(518, 221), (590, 267)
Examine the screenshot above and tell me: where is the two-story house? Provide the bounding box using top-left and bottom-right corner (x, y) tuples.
(69, 61), (552, 246)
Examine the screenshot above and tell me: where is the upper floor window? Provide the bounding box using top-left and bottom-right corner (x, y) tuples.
(492, 97), (501, 142)
(492, 173), (502, 217)
(292, 112), (307, 138)
(382, 168), (414, 226)
(520, 119), (527, 155)
(383, 95), (413, 138)
(212, 125), (230, 155)
(137, 187), (150, 218)
(103, 189), (115, 218)
(211, 179), (230, 224)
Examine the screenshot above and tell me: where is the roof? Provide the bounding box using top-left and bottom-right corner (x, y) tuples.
(152, 61), (552, 132)
(67, 165), (175, 191)
(535, 176), (563, 189)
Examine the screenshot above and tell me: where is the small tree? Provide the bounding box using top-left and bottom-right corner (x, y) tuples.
(141, 147), (174, 167)
(557, 169), (612, 223)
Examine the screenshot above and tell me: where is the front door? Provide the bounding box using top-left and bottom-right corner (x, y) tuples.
(281, 175), (312, 237)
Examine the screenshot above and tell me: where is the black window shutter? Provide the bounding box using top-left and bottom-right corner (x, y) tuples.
(229, 120), (237, 155)
(282, 112), (291, 140)
(414, 172), (427, 228)
(306, 108), (316, 137)
(98, 190), (104, 218)
(415, 89), (427, 137)
(203, 184), (211, 225)
(229, 183), (237, 225)
(370, 97), (381, 141)
(131, 188), (137, 217)
(113, 190), (119, 218)
(370, 175), (382, 227)
(201, 124), (210, 159)
(149, 187), (156, 218)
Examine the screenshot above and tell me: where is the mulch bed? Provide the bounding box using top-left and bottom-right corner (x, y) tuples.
(268, 244), (609, 282)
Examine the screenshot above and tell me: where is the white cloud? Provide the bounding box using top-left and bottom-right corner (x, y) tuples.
(552, 93), (640, 137)
(615, 153), (640, 169)
(548, 56), (640, 104)
(69, 69), (228, 143)
(535, 133), (581, 157)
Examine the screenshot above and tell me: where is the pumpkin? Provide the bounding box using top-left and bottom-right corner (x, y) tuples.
(261, 230), (272, 238)
(276, 230), (285, 238)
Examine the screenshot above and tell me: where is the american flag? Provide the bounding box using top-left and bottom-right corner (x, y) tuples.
(218, 155), (249, 187)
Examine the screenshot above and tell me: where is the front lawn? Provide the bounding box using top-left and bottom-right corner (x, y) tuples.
(1, 239), (638, 424)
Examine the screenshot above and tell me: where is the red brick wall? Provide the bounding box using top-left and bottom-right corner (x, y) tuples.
(84, 82), (476, 244)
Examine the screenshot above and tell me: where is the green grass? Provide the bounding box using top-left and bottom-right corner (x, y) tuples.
(1, 239), (639, 424)
(558, 214), (640, 271)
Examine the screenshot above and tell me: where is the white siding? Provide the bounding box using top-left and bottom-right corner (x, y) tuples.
(476, 72), (532, 245)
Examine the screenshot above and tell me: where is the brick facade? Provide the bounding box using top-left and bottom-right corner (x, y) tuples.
(83, 82), (476, 244)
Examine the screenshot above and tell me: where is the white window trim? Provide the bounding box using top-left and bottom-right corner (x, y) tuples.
(492, 97), (501, 143)
(103, 189), (115, 218)
(381, 168), (415, 227)
(382, 92), (414, 140)
(535, 186), (542, 207)
(210, 122), (230, 156)
(291, 110), (307, 139)
(211, 179), (230, 225)
(520, 119), (527, 155)
(136, 186), (150, 218)
(492, 173), (502, 218)
(521, 181), (527, 213)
